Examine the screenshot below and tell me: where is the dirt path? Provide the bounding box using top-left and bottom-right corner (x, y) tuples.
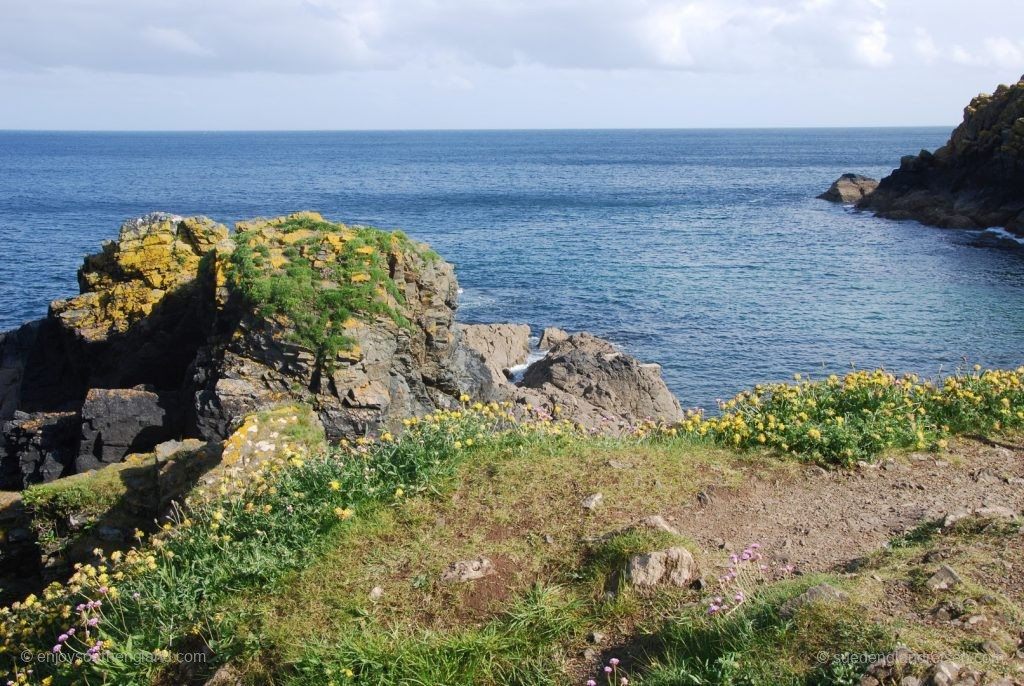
(669, 437), (1024, 573)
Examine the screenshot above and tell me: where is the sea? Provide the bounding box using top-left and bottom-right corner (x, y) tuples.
(2, 128), (1023, 410)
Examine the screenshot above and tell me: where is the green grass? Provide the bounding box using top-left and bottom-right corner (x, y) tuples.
(226, 214), (436, 369)
(634, 579), (895, 686)
(6, 365), (1024, 685)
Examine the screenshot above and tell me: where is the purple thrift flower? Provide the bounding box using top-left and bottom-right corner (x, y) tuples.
(610, 658), (620, 666)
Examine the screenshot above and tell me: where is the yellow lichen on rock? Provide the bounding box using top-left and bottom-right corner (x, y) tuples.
(51, 213), (229, 341)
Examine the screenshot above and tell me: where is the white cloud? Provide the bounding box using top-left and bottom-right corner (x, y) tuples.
(0, 0), (1020, 79)
(141, 27), (215, 58)
(0, 0), (910, 75)
(852, 20), (892, 67)
(913, 28), (939, 63)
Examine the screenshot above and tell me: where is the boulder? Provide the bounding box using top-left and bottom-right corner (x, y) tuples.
(455, 322), (531, 382)
(538, 326), (569, 349)
(860, 74), (1024, 234)
(818, 173), (879, 203)
(77, 388), (179, 472)
(1, 411), (79, 488)
(517, 332), (683, 430)
(625, 547), (696, 588)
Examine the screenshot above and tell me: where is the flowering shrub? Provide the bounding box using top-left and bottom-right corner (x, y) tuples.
(638, 367), (1024, 464)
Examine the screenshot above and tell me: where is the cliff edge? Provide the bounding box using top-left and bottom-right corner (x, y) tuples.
(859, 74), (1024, 233)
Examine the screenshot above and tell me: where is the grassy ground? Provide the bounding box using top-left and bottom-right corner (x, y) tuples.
(5, 368), (1024, 686)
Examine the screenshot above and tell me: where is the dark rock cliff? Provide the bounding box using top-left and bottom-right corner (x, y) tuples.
(859, 74), (1024, 233)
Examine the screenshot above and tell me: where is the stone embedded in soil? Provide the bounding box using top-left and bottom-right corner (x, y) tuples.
(779, 583), (850, 618)
(943, 505), (1018, 528)
(440, 556), (495, 583)
(981, 640), (1007, 659)
(581, 492), (603, 510)
(925, 565), (962, 592)
(926, 660), (961, 686)
(625, 547), (696, 588)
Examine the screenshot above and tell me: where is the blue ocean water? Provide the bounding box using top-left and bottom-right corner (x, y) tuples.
(2, 129), (1023, 410)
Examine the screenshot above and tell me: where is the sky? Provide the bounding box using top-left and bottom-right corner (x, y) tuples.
(1, 0), (1023, 130)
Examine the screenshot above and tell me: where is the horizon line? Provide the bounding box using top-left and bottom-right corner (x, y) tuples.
(0, 124), (955, 134)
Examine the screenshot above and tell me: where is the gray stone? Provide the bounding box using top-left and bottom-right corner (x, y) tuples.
(818, 173), (879, 203)
(153, 438), (206, 460)
(440, 556), (495, 583)
(96, 525), (124, 542)
(582, 492), (603, 510)
(2, 411), (79, 488)
(925, 565), (962, 591)
(518, 332), (683, 431)
(625, 547), (696, 588)
(369, 586), (383, 601)
(926, 660), (960, 686)
(78, 388), (178, 471)
(607, 459), (633, 469)
(981, 639), (1006, 659)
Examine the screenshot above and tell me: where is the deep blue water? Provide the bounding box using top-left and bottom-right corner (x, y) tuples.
(2, 129), (1023, 410)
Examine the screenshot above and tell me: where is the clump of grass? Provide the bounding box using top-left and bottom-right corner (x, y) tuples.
(636, 578), (895, 686)
(290, 584), (582, 686)
(21, 467), (128, 544)
(641, 367), (1024, 465)
(226, 214), (436, 369)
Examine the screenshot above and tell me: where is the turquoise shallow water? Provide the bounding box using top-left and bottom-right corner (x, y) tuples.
(1, 128), (1022, 409)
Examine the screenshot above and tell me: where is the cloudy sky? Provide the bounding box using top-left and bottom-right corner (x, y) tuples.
(1, 0), (1022, 129)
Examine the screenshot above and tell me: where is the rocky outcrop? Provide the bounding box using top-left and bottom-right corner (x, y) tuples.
(859, 75), (1024, 233)
(516, 332), (683, 430)
(818, 173), (878, 203)
(1, 412), (79, 488)
(77, 388), (179, 472)
(1, 212), (686, 485)
(538, 326), (569, 350)
(189, 213), (497, 441)
(455, 323), (531, 383)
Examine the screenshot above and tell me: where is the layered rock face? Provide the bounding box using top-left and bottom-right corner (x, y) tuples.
(1, 212), (684, 487)
(859, 75), (1024, 232)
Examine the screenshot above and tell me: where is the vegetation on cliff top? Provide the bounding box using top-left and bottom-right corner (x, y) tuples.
(3, 367), (1024, 685)
(641, 366), (1024, 465)
(226, 213), (437, 367)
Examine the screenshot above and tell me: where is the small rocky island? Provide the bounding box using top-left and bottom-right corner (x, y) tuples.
(824, 74), (1024, 234)
(0, 212), (681, 490)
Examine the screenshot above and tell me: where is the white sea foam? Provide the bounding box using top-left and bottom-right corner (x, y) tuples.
(977, 227), (1024, 247)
